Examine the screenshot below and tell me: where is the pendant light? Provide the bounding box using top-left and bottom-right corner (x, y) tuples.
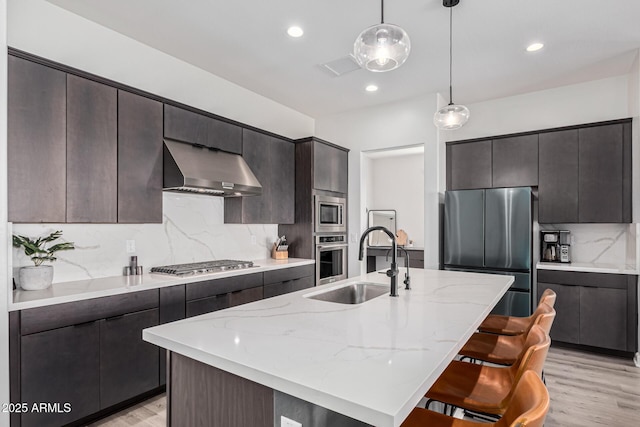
(434, 0), (469, 130)
(353, 0), (411, 72)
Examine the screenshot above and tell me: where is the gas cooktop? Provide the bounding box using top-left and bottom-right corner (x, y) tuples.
(150, 260), (255, 276)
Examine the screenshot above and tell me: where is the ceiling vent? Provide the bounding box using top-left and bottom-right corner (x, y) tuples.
(321, 55), (361, 77)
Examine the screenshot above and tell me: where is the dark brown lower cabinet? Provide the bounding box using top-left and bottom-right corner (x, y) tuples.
(159, 286), (186, 386)
(264, 276), (314, 298)
(99, 309), (160, 408)
(579, 286), (628, 351)
(536, 282), (580, 344)
(186, 293), (230, 318)
(21, 322), (100, 427)
(263, 264), (315, 298)
(229, 287), (264, 307)
(537, 270), (638, 353)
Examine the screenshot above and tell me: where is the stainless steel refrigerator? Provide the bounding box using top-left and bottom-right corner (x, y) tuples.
(444, 187), (532, 316)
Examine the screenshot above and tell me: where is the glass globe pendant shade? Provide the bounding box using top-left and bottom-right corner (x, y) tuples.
(354, 23), (411, 72)
(433, 103), (470, 130)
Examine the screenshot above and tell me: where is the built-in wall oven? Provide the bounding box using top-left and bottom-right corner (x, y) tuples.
(316, 235), (348, 285)
(315, 195), (346, 234)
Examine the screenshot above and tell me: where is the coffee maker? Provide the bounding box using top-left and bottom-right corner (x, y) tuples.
(559, 230), (571, 263)
(540, 230), (571, 263)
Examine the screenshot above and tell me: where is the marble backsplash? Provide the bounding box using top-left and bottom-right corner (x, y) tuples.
(539, 223), (637, 266)
(11, 193), (279, 284)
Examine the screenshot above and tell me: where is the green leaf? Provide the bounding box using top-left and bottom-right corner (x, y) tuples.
(48, 242), (75, 253)
(13, 231), (74, 265)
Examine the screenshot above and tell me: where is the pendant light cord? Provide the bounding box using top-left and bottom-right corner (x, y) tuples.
(381, 0), (385, 23)
(449, 5), (453, 105)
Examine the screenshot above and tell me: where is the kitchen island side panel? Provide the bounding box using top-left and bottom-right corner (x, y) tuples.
(169, 352), (273, 427)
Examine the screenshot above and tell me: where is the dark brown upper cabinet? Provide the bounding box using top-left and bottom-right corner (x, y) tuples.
(66, 75), (118, 223)
(446, 140), (492, 190)
(164, 104), (242, 154)
(448, 119), (632, 223)
(118, 91), (163, 223)
(578, 123), (631, 223)
(492, 134), (539, 188)
(313, 140), (348, 194)
(224, 129), (295, 224)
(538, 130), (579, 223)
(8, 56), (67, 223)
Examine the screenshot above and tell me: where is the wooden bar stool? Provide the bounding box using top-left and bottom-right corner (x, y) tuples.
(478, 289), (556, 336)
(424, 325), (551, 417)
(401, 370), (550, 427)
(459, 304), (556, 365)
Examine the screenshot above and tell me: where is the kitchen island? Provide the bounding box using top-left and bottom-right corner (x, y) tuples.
(143, 268), (513, 427)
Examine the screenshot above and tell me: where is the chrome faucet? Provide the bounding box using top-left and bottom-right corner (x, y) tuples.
(386, 246), (411, 290)
(358, 226), (399, 297)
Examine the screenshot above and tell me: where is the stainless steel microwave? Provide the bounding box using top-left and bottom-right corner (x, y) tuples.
(315, 195), (346, 233)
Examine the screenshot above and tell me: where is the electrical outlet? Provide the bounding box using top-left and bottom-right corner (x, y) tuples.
(350, 232), (357, 243)
(250, 235), (257, 245)
(126, 240), (136, 253)
(280, 416), (302, 427)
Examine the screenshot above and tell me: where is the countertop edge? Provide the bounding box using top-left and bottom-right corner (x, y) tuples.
(536, 262), (639, 275)
(10, 258), (315, 311)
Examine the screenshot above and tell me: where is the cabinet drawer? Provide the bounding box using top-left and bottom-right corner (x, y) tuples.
(292, 276), (315, 292)
(20, 290), (159, 335)
(264, 265), (314, 285)
(229, 287), (263, 307)
(186, 294), (230, 318)
(537, 270), (628, 289)
(186, 272), (263, 301)
(21, 321), (100, 427)
(99, 308), (160, 408)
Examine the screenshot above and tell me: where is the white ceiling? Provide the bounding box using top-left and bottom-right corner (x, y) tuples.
(46, 0), (640, 118)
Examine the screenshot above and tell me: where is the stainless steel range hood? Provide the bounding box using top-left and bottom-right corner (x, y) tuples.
(163, 139), (262, 197)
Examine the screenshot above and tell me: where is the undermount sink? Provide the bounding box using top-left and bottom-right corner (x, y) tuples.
(306, 282), (388, 304)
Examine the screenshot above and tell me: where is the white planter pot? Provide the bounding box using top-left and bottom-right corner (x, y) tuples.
(19, 265), (54, 291)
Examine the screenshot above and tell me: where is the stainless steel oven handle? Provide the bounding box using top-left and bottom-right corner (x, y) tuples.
(316, 244), (348, 250)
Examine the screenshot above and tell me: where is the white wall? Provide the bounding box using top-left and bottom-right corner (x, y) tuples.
(448, 75), (631, 142)
(1, 0), (10, 422)
(316, 94), (441, 276)
(367, 153), (425, 247)
(8, 0), (314, 139)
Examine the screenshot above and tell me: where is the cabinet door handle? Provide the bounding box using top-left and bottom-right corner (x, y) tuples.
(73, 320), (97, 328)
(105, 314), (126, 321)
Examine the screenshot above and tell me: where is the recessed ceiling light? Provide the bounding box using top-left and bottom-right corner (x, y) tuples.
(287, 26), (304, 38)
(526, 42), (544, 52)
(365, 84), (378, 92)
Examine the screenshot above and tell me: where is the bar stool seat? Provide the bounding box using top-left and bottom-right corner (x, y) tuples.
(478, 289), (556, 336)
(425, 325), (550, 416)
(460, 304), (555, 365)
(402, 371), (550, 427)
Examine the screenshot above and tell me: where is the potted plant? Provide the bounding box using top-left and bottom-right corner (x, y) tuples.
(13, 230), (74, 291)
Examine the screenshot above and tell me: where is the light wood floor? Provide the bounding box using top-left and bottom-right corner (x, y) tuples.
(90, 346), (640, 427)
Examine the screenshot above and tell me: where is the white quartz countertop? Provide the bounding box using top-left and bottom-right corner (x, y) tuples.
(10, 258), (315, 311)
(143, 268), (513, 427)
(536, 261), (638, 275)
